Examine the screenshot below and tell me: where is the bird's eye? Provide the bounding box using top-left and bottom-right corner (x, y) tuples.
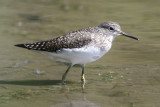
(108, 27), (114, 31)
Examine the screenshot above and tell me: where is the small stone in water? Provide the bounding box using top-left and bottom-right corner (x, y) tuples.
(98, 73), (102, 76)
(34, 69), (41, 74)
(34, 69), (45, 75)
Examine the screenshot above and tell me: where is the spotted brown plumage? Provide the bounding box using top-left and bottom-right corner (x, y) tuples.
(15, 27), (93, 52)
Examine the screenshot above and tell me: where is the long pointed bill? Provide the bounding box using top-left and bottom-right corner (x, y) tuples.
(121, 32), (139, 40)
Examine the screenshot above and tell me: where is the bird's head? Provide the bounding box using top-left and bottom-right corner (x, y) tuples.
(98, 21), (139, 40)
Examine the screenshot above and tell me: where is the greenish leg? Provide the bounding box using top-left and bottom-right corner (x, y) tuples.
(81, 64), (85, 89)
(62, 64), (73, 85)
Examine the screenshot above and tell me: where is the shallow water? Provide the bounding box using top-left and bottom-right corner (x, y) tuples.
(0, 0), (160, 107)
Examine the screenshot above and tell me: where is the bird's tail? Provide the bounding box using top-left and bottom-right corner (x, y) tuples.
(14, 44), (27, 48)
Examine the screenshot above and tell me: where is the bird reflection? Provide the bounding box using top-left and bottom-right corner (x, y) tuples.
(51, 89), (100, 107)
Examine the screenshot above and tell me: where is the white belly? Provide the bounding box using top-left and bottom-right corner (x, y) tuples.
(39, 45), (111, 65)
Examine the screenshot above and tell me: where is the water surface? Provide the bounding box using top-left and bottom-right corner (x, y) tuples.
(0, 0), (160, 107)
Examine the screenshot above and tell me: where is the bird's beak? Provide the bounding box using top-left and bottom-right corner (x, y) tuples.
(120, 32), (139, 40)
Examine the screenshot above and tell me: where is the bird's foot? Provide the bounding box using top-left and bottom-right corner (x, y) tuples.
(62, 81), (66, 85)
(62, 78), (66, 85)
(81, 74), (85, 89)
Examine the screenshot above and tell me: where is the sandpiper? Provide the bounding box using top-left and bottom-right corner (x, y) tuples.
(15, 21), (139, 86)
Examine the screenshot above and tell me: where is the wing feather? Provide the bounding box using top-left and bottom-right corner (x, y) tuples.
(15, 27), (94, 52)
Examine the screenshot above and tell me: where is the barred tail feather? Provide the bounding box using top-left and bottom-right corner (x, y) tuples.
(14, 44), (27, 48)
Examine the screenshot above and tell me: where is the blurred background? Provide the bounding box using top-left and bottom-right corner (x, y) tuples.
(0, 0), (160, 107)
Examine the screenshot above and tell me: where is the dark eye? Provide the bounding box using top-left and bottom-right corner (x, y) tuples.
(108, 27), (114, 31)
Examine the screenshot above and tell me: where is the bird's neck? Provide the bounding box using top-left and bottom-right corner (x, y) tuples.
(107, 35), (115, 43)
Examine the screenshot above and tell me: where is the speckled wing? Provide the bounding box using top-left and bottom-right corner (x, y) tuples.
(15, 28), (93, 52)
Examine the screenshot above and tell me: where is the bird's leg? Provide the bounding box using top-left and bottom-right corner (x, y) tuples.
(62, 64), (73, 85)
(81, 64), (85, 89)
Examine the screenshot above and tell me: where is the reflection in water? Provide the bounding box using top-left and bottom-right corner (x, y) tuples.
(51, 92), (100, 107)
